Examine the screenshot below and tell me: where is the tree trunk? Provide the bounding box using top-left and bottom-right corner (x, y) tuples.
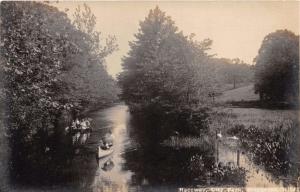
(233, 78), (236, 89)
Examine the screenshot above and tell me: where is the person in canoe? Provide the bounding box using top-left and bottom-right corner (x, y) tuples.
(103, 130), (114, 146)
(100, 140), (111, 150)
(96, 133), (114, 163)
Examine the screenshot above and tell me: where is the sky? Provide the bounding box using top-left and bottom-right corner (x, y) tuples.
(55, 1), (299, 78)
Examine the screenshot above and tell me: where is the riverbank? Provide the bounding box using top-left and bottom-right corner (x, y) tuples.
(160, 106), (299, 188)
(211, 86), (300, 187)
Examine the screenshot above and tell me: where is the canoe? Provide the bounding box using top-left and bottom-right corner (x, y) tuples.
(97, 146), (114, 159)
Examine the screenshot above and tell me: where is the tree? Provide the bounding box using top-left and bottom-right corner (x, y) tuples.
(0, 1), (118, 182)
(0, 1), (80, 181)
(254, 30), (299, 104)
(59, 4), (119, 108)
(118, 7), (214, 137)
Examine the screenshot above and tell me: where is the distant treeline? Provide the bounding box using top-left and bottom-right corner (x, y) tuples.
(210, 58), (254, 91)
(0, 2), (118, 182)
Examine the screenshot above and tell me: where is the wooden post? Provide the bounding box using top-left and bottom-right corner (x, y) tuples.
(216, 130), (219, 164)
(217, 142), (219, 164)
(237, 149), (240, 167)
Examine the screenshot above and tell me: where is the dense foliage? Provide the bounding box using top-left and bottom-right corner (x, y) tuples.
(254, 30), (299, 104)
(0, 1), (118, 182)
(228, 122), (299, 184)
(118, 7), (214, 137)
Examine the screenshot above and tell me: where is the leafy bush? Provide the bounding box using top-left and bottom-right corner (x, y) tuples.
(188, 154), (246, 186)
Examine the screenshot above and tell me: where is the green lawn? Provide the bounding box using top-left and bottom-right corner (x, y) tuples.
(210, 107), (298, 133)
(217, 84), (259, 103)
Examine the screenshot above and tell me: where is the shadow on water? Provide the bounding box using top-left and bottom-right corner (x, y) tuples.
(227, 123), (300, 188)
(8, 107), (114, 190)
(121, 111), (247, 190)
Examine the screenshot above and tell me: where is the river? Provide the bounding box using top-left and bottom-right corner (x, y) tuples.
(8, 104), (298, 192)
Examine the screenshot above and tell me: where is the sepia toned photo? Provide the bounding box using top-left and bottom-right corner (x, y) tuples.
(0, 1), (299, 192)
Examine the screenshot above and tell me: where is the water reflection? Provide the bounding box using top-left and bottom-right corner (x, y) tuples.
(8, 104), (297, 191)
(217, 137), (298, 189)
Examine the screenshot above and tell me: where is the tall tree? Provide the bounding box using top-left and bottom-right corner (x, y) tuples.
(118, 7), (214, 136)
(59, 4), (119, 108)
(0, 1), (80, 180)
(254, 30), (299, 104)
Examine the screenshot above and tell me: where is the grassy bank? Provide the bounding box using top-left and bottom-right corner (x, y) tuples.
(210, 107), (298, 132)
(162, 135), (213, 149)
(216, 84), (258, 103)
